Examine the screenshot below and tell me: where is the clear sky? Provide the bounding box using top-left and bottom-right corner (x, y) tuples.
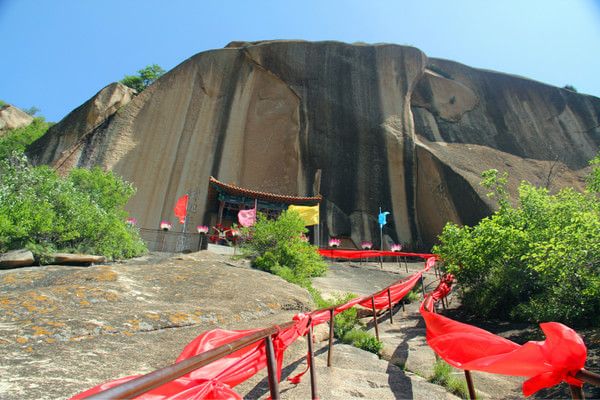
(1, 0), (600, 122)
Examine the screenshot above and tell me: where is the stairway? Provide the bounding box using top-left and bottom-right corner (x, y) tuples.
(238, 335), (459, 399)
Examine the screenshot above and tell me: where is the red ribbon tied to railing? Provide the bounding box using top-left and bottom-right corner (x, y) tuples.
(421, 277), (587, 397)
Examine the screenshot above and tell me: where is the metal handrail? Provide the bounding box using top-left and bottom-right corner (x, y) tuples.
(84, 320), (296, 400)
(81, 256), (599, 400)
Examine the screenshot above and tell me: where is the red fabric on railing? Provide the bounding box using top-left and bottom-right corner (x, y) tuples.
(70, 375), (242, 400)
(358, 270), (423, 309)
(318, 248), (437, 260)
(421, 277), (587, 397)
(73, 257), (437, 399)
(71, 316), (313, 400)
(309, 256), (436, 325)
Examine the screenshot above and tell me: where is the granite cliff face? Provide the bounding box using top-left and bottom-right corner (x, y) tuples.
(26, 40), (600, 248)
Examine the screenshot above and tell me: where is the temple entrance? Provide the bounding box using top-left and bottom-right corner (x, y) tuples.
(205, 177), (322, 245)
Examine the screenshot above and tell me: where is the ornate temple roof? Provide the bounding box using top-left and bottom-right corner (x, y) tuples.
(208, 176), (321, 206)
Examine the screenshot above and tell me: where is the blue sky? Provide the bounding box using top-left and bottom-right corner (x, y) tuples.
(1, 0), (600, 122)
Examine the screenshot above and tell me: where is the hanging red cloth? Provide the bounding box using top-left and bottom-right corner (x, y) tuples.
(70, 315), (312, 400)
(420, 277), (587, 397)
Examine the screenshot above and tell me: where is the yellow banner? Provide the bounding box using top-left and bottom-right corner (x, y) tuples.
(288, 205), (320, 226)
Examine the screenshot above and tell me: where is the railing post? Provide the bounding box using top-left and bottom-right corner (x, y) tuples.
(464, 370), (476, 400)
(307, 323), (318, 400)
(387, 288), (393, 324)
(420, 274), (426, 299)
(576, 369), (600, 387)
(569, 384), (585, 400)
(327, 308), (334, 367)
(265, 336), (280, 400)
(371, 296), (380, 341)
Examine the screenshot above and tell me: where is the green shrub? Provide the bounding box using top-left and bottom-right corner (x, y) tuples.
(0, 153), (146, 261)
(331, 294), (360, 338)
(434, 162), (600, 327)
(587, 154), (600, 193)
(0, 117), (51, 159)
(429, 360), (470, 399)
(429, 359), (453, 385)
(404, 288), (421, 303)
(243, 210), (327, 288)
(342, 328), (383, 354)
(334, 305), (358, 339)
(313, 292), (360, 339)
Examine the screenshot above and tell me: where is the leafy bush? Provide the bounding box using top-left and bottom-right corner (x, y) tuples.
(0, 153), (146, 261)
(587, 155), (600, 193)
(434, 162), (600, 327)
(316, 293), (360, 338)
(120, 64), (165, 93)
(342, 328), (383, 354)
(242, 210), (327, 288)
(429, 360), (469, 399)
(404, 288), (421, 303)
(0, 117), (51, 159)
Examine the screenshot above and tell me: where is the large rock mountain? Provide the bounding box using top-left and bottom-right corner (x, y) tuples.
(26, 40), (600, 248)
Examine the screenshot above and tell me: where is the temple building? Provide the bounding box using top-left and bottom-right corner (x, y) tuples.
(205, 176), (322, 243)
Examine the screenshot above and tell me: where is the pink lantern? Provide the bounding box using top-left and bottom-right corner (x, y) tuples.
(160, 221), (172, 231)
(360, 241), (373, 250)
(196, 225), (209, 234)
(328, 238), (341, 248)
(391, 243), (402, 252)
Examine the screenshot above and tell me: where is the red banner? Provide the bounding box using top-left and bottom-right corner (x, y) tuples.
(174, 194), (189, 224)
(421, 277), (587, 396)
(318, 248), (437, 260)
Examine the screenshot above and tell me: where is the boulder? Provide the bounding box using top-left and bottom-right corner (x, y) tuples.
(26, 82), (136, 172)
(0, 249), (35, 268)
(0, 104), (33, 134)
(25, 40), (600, 248)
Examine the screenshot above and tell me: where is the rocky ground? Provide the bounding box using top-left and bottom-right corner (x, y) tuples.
(0, 251), (312, 399)
(1, 251), (598, 399)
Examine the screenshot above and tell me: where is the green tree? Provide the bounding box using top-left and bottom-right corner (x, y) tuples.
(120, 64), (165, 93)
(586, 154), (600, 193)
(23, 106), (40, 116)
(0, 117), (51, 159)
(242, 210), (327, 288)
(434, 160), (600, 327)
(0, 153), (146, 261)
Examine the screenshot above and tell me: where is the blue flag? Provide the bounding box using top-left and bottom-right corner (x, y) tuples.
(378, 211), (390, 227)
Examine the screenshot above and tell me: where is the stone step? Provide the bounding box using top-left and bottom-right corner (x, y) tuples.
(237, 333), (461, 399)
(366, 307), (525, 399)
